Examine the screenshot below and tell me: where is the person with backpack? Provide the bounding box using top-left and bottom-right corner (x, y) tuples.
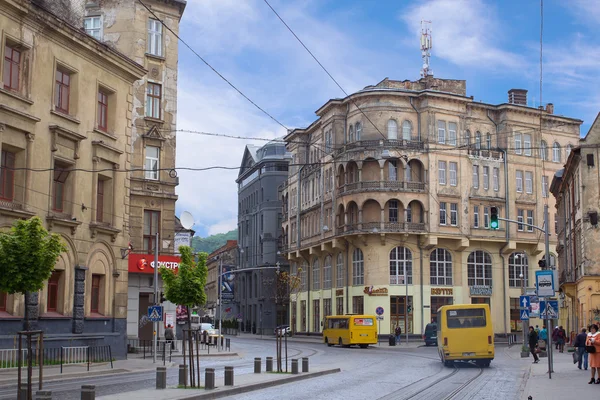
(395, 325), (402, 344)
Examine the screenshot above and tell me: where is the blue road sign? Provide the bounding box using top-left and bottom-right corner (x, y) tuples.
(520, 309), (529, 321)
(376, 306), (384, 316)
(539, 300), (559, 319)
(519, 295), (530, 310)
(535, 270), (555, 297)
(148, 305), (163, 322)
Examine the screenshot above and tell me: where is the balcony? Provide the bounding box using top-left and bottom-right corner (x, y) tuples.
(342, 221), (426, 234)
(340, 180), (426, 194)
(335, 139), (425, 156)
(559, 269), (575, 286)
(468, 149), (504, 161)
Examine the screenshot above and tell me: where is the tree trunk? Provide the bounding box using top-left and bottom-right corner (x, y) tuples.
(24, 291), (30, 331)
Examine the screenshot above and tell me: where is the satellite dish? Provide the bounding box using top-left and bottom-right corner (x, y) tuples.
(180, 211), (195, 230)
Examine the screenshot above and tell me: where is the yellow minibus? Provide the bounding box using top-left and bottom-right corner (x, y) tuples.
(437, 304), (494, 367)
(323, 315), (378, 348)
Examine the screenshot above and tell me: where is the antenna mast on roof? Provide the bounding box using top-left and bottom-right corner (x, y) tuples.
(420, 20), (433, 78)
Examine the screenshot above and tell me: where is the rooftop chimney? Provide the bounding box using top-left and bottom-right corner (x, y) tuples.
(508, 89), (528, 106)
(546, 103), (554, 114)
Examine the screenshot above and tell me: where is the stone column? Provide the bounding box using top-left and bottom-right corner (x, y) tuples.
(72, 266), (87, 334)
(381, 208), (385, 231)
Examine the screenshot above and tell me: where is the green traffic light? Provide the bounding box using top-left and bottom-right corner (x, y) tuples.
(490, 206), (499, 230)
(490, 220), (499, 229)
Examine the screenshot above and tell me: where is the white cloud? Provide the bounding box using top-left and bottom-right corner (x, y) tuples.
(401, 0), (524, 70)
(207, 218), (239, 236)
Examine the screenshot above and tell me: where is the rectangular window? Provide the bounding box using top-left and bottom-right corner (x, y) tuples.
(55, 69), (70, 113)
(147, 19), (163, 57)
(146, 83), (162, 119)
(517, 209), (524, 231)
(84, 16), (102, 40)
(542, 176), (549, 198)
(143, 210), (160, 252)
(515, 133), (522, 155)
(483, 166), (489, 190)
(474, 206), (479, 228)
(448, 122), (457, 146)
(438, 161), (446, 185)
(439, 202), (447, 225)
(493, 167), (499, 192)
(524, 134), (532, 156)
(389, 200), (398, 223)
(527, 210), (534, 232)
(336, 297), (343, 315)
(91, 275), (101, 314)
(450, 203), (458, 226)
(96, 179), (104, 222)
(3, 45), (20, 91)
(389, 160), (397, 181)
(323, 298), (332, 318)
(98, 90), (108, 132)
(516, 170), (523, 193)
(449, 162), (457, 186)
(437, 121), (446, 144)
(47, 271), (60, 313)
(0, 150), (15, 201)
(352, 296), (364, 314)
(312, 299), (320, 332)
(472, 165), (479, 189)
(484, 206), (489, 228)
(52, 165), (70, 212)
(525, 171), (533, 194)
(145, 146), (160, 180)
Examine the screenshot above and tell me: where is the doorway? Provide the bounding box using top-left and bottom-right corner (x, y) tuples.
(390, 296), (413, 334)
(138, 293), (153, 341)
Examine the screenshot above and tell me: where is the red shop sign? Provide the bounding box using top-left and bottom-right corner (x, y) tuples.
(128, 253), (181, 274)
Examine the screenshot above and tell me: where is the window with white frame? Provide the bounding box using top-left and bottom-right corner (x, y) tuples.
(515, 133), (522, 154)
(336, 253), (344, 288)
(355, 122), (362, 141)
(483, 166), (489, 190)
(472, 165), (479, 189)
(352, 249), (364, 285)
(542, 176), (549, 198)
(449, 162), (457, 186)
(430, 248), (453, 286)
(448, 122), (457, 146)
(463, 130), (471, 147)
(145, 146), (160, 180)
(390, 247), (412, 285)
(389, 160), (398, 181)
(439, 202), (447, 225)
(323, 256), (332, 289)
(402, 120), (412, 140)
(437, 121), (446, 144)
(524, 134), (532, 156)
(84, 16), (102, 40)
(484, 206), (489, 228)
(486, 133), (492, 149)
(467, 250), (492, 286)
(473, 206), (479, 228)
(553, 142), (561, 162)
(516, 170), (523, 192)
(527, 210), (534, 232)
(387, 120), (398, 140)
(312, 259), (320, 290)
(475, 132), (482, 150)
(517, 209), (524, 231)
(147, 19), (163, 57)
(493, 167), (499, 191)
(525, 171), (533, 194)
(438, 161), (447, 185)
(540, 140), (548, 161)
(450, 203), (458, 226)
(508, 253), (529, 287)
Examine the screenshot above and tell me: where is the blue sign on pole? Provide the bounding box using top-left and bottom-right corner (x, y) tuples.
(535, 270), (555, 297)
(519, 295), (530, 310)
(148, 305), (163, 322)
(539, 300), (559, 319)
(376, 306), (384, 316)
(520, 309), (529, 321)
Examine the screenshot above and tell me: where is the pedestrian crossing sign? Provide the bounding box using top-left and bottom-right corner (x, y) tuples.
(520, 309), (529, 321)
(148, 305), (163, 322)
(539, 300), (559, 319)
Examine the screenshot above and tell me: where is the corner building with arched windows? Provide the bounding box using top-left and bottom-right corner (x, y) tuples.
(280, 77), (581, 336)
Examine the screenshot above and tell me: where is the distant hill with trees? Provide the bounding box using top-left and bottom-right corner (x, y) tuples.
(191, 229), (237, 254)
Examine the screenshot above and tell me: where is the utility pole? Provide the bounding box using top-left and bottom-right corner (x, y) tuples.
(218, 256), (223, 351)
(153, 231), (159, 364)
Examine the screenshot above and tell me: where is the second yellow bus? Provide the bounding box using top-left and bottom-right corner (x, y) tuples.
(323, 315), (378, 348)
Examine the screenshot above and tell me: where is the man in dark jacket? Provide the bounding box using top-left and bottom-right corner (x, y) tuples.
(529, 326), (539, 363)
(574, 327), (588, 370)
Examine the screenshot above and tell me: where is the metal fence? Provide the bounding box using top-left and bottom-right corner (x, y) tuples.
(0, 346), (113, 372)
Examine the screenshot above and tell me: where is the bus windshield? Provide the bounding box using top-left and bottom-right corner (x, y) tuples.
(446, 308), (486, 328)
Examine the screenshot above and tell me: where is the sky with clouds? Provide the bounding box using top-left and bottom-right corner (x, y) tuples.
(174, 0), (600, 237)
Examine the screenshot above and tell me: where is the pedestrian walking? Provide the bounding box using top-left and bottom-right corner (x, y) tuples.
(574, 327), (588, 371)
(528, 326), (539, 364)
(557, 326), (566, 353)
(165, 324), (175, 350)
(535, 325), (540, 335)
(395, 325), (402, 344)
(586, 324), (600, 384)
(538, 325), (548, 350)
(552, 326), (559, 349)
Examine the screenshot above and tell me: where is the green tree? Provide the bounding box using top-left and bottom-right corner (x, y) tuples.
(0, 217), (66, 330)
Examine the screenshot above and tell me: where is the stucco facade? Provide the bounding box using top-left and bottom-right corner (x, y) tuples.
(281, 76), (581, 336)
(206, 240), (239, 322)
(0, 0), (145, 356)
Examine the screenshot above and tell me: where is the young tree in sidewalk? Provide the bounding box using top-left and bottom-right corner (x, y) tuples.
(0, 216), (66, 330)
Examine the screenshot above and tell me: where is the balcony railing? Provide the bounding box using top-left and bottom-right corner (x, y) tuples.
(468, 149), (504, 160)
(0, 199), (24, 210)
(335, 139), (425, 156)
(339, 180), (426, 194)
(341, 221), (426, 234)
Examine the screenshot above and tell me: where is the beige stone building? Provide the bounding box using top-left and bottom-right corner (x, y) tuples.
(280, 77), (581, 336)
(0, 0), (145, 356)
(551, 114), (600, 334)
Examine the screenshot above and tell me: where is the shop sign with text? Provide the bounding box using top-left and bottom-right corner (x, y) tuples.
(431, 288), (453, 296)
(364, 286), (388, 296)
(469, 285), (492, 296)
(128, 253), (181, 274)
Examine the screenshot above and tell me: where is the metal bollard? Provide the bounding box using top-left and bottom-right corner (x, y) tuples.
(18, 384), (27, 400)
(224, 366), (234, 386)
(266, 356), (273, 372)
(35, 391), (52, 400)
(205, 368), (215, 390)
(179, 364), (188, 387)
(156, 367), (167, 389)
(81, 385), (96, 400)
(291, 359), (299, 374)
(254, 357), (261, 373)
(302, 357), (309, 373)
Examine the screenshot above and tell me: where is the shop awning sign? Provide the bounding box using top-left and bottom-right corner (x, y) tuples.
(128, 253), (181, 275)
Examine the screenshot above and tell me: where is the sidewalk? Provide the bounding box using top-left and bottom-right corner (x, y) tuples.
(522, 347), (600, 399)
(98, 367), (341, 399)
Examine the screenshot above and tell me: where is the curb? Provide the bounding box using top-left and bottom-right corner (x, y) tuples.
(176, 368), (341, 400)
(168, 353), (239, 358)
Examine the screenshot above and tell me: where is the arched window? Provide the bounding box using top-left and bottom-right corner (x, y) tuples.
(387, 119), (398, 140)
(430, 249), (452, 286)
(352, 248), (364, 285)
(355, 122), (362, 141)
(486, 133), (492, 149)
(540, 140), (548, 161)
(552, 142), (561, 163)
(336, 253), (344, 288)
(508, 253), (528, 288)
(475, 131), (482, 150)
(402, 120), (412, 140)
(390, 246), (412, 285)
(467, 250), (492, 286)
(463, 130), (471, 147)
(566, 144), (572, 159)
(348, 125), (354, 143)
(312, 259), (320, 290)
(323, 255), (332, 289)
